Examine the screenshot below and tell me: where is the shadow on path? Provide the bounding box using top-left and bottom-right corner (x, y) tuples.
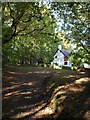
(2, 69), (54, 120)
(2, 67), (90, 120)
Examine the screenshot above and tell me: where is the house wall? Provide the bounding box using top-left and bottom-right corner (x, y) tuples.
(52, 50), (72, 67)
(53, 50), (64, 66)
(64, 56), (68, 61)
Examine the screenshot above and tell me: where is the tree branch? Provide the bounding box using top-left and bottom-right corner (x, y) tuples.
(2, 3), (6, 25)
(3, 3), (25, 44)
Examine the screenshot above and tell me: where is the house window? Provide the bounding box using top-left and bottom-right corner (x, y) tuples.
(55, 56), (57, 58)
(64, 61), (67, 65)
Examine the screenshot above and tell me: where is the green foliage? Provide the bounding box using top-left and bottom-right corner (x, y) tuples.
(2, 2), (58, 66)
(70, 47), (90, 70)
(2, 2), (90, 68)
(51, 2), (90, 68)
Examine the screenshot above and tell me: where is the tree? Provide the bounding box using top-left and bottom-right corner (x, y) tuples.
(2, 2), (57, 66)
(3, 2), (89, 68)
(50, 2), (90, 67)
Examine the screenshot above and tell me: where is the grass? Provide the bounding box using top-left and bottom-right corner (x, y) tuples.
(4, 65), (77, 74)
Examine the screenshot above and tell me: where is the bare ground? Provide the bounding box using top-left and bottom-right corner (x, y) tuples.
(2, 67), (90, 120)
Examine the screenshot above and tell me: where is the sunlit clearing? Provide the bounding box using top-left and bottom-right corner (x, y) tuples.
(83, 110), (90, 120)
(54, 91), (66, 98)
(34, 106), (53, 118)
(24, 96), (32, 99)
(51, 95), (66, 105)
(53, 65), (61, 69)
(9, 76), (16, 79)
(9, 72), (15, 74)
(34, 89), (37, 92)
(27, 71), (32, 74)
(80, 72), (86, 74)
(4, 91), (32, 98)
(19, 91), (32, 95)
(12, 103), (53, 119)
(18, 105), (32, 109)
(69, 86), (85, 92)
(3, 85), (20, 91)
(34, 71), (50, 74)
(75, 77), (90, 84)
(53, 85), (65, 94)
(22, 82), (34, 86)
(66, 75), (77, 78)
(10, 82), (18, 85)
(4, 76), (16, 80)
(12, 111), (31, 119)
(9, 72), (23, 75)
(5, 91), (20, 97)
(68, 75), (75, 77)
(51, 90), (66, 112)
(27, 70), (51, 74)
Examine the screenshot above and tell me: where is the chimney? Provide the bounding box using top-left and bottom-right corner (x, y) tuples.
(71, 44), (77, 51)
(58, 45), (62, 50)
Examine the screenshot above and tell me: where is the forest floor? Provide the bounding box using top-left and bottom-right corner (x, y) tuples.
(2, 66), (90, 120)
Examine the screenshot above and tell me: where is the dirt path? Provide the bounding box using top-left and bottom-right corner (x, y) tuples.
(2, 67), (90, 120)
(2, 69), (55, 120)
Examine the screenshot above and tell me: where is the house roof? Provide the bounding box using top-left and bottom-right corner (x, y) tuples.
(61, 49), (70, 58)
(54, 49), (70, 58)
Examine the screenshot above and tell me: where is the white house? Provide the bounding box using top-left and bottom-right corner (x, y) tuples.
(51, 45), (72, 68)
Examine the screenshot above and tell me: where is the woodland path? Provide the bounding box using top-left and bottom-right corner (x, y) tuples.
(2, 67), (90, 120)
(2, 68), (55, 120)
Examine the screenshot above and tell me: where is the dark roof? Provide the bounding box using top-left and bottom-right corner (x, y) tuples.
(61, 49), (70, 58)
(54, 49), (70, 58)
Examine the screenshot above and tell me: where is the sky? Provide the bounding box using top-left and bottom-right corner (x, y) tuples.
(39, 1), (77, 50)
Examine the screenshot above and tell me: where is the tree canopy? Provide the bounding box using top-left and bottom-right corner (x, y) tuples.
(2, 2), (90, 68)
(2, 2), (58, 66)
(50, 2), (90, 66)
